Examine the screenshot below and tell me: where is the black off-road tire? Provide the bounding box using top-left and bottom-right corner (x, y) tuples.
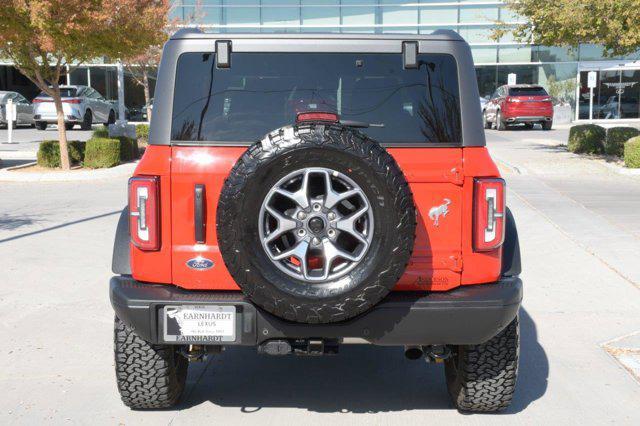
(217, 123), (416, 324)
(35, 121), (47, 130)
(114, 316), (188, 409)
(542, 120), (552, 131)
(445, 316), (519, 412)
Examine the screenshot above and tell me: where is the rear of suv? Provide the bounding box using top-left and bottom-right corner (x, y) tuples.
(483, 84), (553, 130)
(110, 30), (522, 413)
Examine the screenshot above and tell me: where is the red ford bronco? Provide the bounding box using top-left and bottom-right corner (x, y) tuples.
(110, 29), (522, 412)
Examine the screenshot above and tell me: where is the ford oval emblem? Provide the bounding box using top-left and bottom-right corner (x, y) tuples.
(186, 257), (214, 270)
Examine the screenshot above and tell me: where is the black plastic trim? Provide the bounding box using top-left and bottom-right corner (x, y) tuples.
(111, 207), (131, 275)
(110, 276), (522, 346)
(194, 184), (205, 243)
(501, 207), (522, 277)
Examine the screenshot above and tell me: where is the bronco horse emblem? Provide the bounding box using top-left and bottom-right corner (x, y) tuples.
(428, 198), (451, 227)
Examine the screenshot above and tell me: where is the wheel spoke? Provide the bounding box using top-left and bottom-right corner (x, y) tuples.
(272, 240), (310, 279)
(319, 238), (358, 279)
(321, 170), (361, 209)
(264, 205), (297, 243)
(336, 206), (370, 250)
(274, 170), (310, 208)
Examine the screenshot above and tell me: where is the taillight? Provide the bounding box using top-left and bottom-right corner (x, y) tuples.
(473, 178), (505, 252)
(541, 97), (552, 102)
(62, 98), (81, 104)
(129, 176), (160, 251)
(507, 97), (521, 103)
(296, 112), (339, 123)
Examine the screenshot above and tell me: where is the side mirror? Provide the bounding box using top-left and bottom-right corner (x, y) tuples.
(484, 95), (491, 101)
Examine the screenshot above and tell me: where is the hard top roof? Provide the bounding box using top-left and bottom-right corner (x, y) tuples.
(170, 28), (464, 42)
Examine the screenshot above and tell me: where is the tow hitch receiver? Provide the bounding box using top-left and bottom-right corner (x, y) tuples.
(258, 339), (340, 356)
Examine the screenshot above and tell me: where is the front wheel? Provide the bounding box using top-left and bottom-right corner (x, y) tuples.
(482, 111), (491, 129)
(35, 121), (47, 131)
(81, 110), (92, 131)
(445, 316), (519, 412)
(496, 111), (507, 131)
(114, 316), (188, 409)
(104, 110), (116, 127)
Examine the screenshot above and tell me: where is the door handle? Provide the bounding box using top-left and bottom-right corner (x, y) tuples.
(194, 184), (205, 243)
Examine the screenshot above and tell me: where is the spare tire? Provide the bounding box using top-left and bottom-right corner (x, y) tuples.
(217, 123), (415, 323)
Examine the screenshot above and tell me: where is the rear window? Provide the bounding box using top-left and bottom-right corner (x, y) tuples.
(171, 52), (462, 145)
(508, 87), (548, 97)
(38, 88), (77, 98)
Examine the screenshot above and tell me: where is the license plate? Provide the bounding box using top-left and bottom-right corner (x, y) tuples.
(163, 305), (236, 343)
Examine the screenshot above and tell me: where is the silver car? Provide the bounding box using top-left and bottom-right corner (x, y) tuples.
(33, 85), (116, 130)
(0, 91), (34, 128)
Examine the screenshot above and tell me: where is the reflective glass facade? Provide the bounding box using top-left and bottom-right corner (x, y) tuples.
(3, 2), (640, 121)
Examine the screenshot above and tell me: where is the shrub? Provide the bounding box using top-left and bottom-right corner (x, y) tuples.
(605, 127), (640, 157)
(568, 124), (606, 154)
(92, 127), (110, 139)
(117, 136), (139, 161)
(37, 140), (85, 168)
(136, 124), (149, 142)
(84, 138), (121, 168)
(624, 137), (640, 168)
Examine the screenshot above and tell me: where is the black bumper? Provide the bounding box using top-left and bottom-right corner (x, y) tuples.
(110, 276), (522, 346)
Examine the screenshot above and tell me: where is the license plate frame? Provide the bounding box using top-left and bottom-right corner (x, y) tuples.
(162, 305), (236, 343)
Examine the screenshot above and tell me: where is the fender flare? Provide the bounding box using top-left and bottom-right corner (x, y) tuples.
(112, 206), (131, 275)
(501, 207), (521, 277)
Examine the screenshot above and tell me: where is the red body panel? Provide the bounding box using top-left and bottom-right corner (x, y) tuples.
(130, 146), (172, 284)
(129, 146), (503, 292)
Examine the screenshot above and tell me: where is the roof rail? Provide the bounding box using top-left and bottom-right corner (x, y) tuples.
(171, 27), (204, 40)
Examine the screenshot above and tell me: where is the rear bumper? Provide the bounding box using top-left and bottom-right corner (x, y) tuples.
(505, 115), (552, 123)
(110, 276), (522, 346)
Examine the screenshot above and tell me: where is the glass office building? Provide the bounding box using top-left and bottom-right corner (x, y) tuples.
(170, 0), (640, 122)
(3, 1), (640, 121)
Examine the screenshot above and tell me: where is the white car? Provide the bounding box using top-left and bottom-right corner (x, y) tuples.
(33, 85), (116, 130)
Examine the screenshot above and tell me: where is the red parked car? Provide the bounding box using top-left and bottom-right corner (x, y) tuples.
(482, 84), (553, 130)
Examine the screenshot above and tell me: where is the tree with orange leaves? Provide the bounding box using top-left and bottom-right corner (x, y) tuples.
(0, 0), (171, 169)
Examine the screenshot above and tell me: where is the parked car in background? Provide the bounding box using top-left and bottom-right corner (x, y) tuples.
(482, 84), (553, 130)
(33, 85), (116, 130)
(0, 91), (34, 128)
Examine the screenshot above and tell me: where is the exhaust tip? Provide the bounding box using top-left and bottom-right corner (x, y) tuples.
(404, 346), (424, 360)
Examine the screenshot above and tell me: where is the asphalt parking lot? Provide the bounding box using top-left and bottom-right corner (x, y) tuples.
(1, 127), (640, 424)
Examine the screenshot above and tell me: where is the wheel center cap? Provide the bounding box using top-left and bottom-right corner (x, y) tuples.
(308, 216), (326, 234)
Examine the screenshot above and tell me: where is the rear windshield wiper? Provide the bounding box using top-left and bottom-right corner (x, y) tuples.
(339, 120), (385, 128)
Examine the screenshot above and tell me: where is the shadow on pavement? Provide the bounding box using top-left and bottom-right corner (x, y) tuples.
(0, 212), (41, 231)
(179, 307), (548, 414)
(0, 210), (120, 243)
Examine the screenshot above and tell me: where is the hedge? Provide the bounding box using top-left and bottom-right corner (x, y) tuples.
(37, 140), (85, 168)
(605, 127), (640, 157)
(118, 136), (139, 161)
(568, 124), (605, 154)
(92, 127), (110, 139)
(83, 138), (121, 168)
(624, 137), (640, 168)
(136, 124), (149, 142)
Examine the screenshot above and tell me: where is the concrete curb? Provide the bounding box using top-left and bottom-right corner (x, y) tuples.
(0, 161), (137, 182)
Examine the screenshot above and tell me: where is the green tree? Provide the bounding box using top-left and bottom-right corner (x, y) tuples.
(0, 0), (171, 169)
(496, 0), (640, 57)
